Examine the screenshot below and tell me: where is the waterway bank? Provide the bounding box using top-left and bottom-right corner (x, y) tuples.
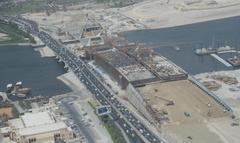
(123, 0), (240, 30)
(0, 44), (71, 97)
(123, 16), (240, 74)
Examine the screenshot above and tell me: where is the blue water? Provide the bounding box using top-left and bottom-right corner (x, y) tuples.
(0, 45), (71, 97)
(123, 16), (240, 74)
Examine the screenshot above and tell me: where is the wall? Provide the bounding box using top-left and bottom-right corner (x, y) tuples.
(94, 53), (129, 89)
(126, 84), (154, 123)
(18, 128), (73, 143)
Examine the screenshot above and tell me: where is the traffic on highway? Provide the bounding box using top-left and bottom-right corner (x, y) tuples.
(9, 16), (165, 143)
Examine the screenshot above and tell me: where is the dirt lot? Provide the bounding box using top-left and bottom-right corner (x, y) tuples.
(137, 80), (231, 143)
(195, 70), (240, 116)
(0, 107), (13, 119)
(138, 80), (228, 122)
(123, 0), (240, 29)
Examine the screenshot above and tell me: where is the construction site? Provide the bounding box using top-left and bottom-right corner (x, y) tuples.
(83, 36), (237, 143)
(137, 80), (231, 143)
(92, 44), (188, 89)
(15, 11), (238, 142)
(94, 48), (157, 89)
(77, 25), (238, 142)
(4, 1), (240, 142)
(120, 46), (188, 82)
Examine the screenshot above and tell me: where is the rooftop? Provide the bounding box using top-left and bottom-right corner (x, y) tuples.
(21, 111), (55, 127)
(8, 118), (24, 129)
(8, 111), (69, 137)
(121, 46), (187, 80)
(18, 121), (67, 136)
(97, 48), (156, 81)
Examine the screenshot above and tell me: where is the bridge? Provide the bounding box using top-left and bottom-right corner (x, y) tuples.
(11, 17), (167, 143)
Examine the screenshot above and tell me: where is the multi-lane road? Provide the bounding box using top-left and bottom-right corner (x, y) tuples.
(9, 17), (166, 143)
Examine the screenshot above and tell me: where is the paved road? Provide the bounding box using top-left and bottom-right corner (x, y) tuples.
(8, 16), (167, 143)
(61, 100), (94, 143)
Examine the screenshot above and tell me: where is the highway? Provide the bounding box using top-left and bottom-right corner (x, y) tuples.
(9, 17), (166, 143)
(61, 100), (93, 143)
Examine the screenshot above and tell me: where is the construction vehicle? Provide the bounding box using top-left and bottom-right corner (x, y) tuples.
(156, 96), (174, 106)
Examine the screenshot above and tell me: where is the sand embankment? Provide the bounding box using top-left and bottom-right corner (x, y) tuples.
(34, 46), (55, 57)
(123, 0), (240, 29)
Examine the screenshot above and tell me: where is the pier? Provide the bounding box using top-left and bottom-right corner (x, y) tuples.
(210, 53), (232, 67)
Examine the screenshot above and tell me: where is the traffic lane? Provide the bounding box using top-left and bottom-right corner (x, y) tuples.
(70, 64), (158, 142)
(72, 66), (145, 143)
(62, 101), (95, 143)
(39, 38), (156, 142)
(36, 31), (162, 143)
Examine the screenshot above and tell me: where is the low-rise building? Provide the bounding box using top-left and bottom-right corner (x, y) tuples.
(94, 48), (158, 89)
(0, 105), (74, 143)
(80, 22), (104, 47)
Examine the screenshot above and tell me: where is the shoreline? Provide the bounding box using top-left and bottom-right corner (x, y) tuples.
(122, 0), (240, 31)
(0, 43), (32, 46)
(34, 46), (56, 58)
(121, 15), (240, 33)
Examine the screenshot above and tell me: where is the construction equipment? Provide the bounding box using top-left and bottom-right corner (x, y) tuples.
(156, 96), (174, 106)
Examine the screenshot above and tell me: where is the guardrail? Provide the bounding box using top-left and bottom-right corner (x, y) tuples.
(189, 75), (232, 112)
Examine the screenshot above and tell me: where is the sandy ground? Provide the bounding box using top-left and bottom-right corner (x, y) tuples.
(137, 80), (231, 143)
(0, 107), (13, 118)
(209, 118), (240, 143)
(34, 46), (56, 57)
(123, 0), (240, 29)
(22, 0), (240, 37)
(194, 70), (240, 143)
(87, 60), (240, 143)
(23, 11), (86, 40)
(57, 71), (90, 94)
(138, 80), (228, 122)
(21, 0), (240, 39)
(22, 4), (145, 37)
(195, 69), (240, 116)
(32, 35), (55, 57)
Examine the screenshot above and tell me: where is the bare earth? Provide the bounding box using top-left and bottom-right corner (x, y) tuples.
(23, 0), (240, 37)
(0, 107), (13, 118)
(123, 0), (240, 29)
(195, 70), (240, 116)
(21, 1), (240, 142)
(138, 80), (233, 143)
(195, 70), (240, 143)
(34, 46), (55, 58)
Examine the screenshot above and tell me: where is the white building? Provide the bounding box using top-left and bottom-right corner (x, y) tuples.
(80, 22), (105, 47)
(1, 109), (74, 143)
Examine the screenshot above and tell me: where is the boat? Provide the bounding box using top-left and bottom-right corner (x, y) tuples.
(195, 46), (235, 55)
(227, 55), (240, 67)
(6, 84), (13, 93)
(17, 88), (31, 95)
(6, 81), (31, 98)
(195, 47), (214, 55)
